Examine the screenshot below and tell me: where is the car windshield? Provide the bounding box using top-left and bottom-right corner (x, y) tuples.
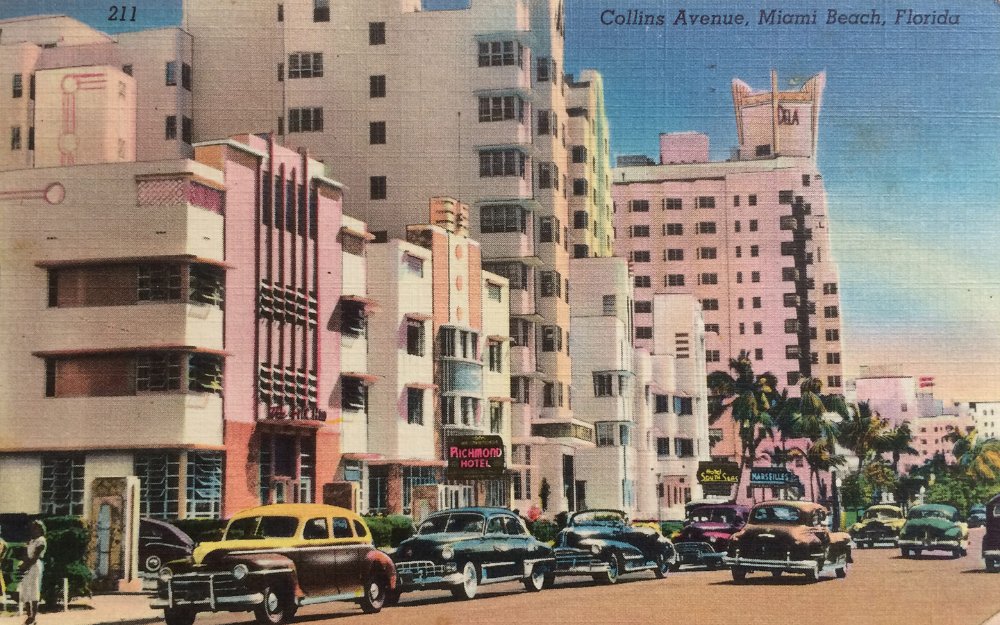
(417, 513), (485, 535)
(572, 511), (627, 527)
(689, 508), (738, 524)
(908, 508), (955, 521)
(224, 516), (299, 540)
(863, 509), (902, 521)
(750, 505), (802, 524)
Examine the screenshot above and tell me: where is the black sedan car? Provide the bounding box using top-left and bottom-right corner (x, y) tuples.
(139, 518), (195, 574)
(391, 508), (554, 601)
(552, 509), (675, 584)
(968, 504), (987, 529)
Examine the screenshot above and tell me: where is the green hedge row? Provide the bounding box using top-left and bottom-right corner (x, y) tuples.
(362, 515), (415, 548)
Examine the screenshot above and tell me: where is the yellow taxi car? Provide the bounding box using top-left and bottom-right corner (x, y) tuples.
(151, 503), (397, 625)
(849, 504), (906, 548)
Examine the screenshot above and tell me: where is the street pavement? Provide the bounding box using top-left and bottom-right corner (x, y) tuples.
(8, 528), (1000, 625)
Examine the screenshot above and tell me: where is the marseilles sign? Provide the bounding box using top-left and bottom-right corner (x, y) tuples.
(445, 435), (506, 479)
(697, 462), (740, 485)
(750, 467), (798, 487)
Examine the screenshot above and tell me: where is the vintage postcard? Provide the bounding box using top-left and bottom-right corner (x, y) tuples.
(1, 0), (999, 624)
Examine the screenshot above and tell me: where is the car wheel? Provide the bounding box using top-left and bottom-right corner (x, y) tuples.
(654, 553), (670, 579)
(145, 555), (163, 573)
(771, 570), (783, 578)
(901, 548), (911, 558)
(255, 586), (295, 625)
(804, 564), (819, 583)
(836, 562), (848, 579)
(163, 608), (196, 625)
(451, 562), (479, 600)
(359, 575), (387, 614)
(384, 587), (402, 607)
(523, 565), (546, 592)
(986, 558), (1000, 573)
(913, 548), (922, 558)
(593, 552), (621, 585)
(731, 567), (747, 584)
(542, 572), (556, 589)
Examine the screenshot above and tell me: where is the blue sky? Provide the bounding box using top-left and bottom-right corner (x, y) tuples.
(3, 0), (999, 401)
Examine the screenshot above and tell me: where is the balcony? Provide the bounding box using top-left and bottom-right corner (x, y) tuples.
(40, 303), (223, 353)
(531, 420), (595, 445)
(479, 229), (536, 263)
(509, 345), (537, 375)
(472, 63), (531, 94)
(441, 359), (483, 394)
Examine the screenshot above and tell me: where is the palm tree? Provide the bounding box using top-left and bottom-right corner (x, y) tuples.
(877, 423), (917, 474)
(945, 429), (1000, 481)
(838, 401), (890, 472)
(707, 351), (782, 497)
(804, 438), (847, 501)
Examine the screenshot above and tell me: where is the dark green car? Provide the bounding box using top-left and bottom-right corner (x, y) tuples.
(390, 508), (554, 601)
(898, 504), (969, 558)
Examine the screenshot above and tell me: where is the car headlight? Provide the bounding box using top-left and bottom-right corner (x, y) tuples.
(232, 564), (249, 580)
(590, 544), (601, 555)
(707, 536), (717, 544)
(441, 545), (455, 560)
(158, 567), (174, 583)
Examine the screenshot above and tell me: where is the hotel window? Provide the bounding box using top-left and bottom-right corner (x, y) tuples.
(826, 352), (841, 365)
(289, 107), (323, 132)
(738, 297), (745, 309)
(479, 41), (518, 67)
(41, 454), (85, 516)
(341, 376), (369, 412)
(186, 452), (222, 518)
(10, 126), (21, 150)
(734, 246), (742, 258)
(511, 376), (530, 404)
(633, 326), (652, 339)
(406, 319), (425, 356)
(182, 63), (192, 90)
(783, 293), (799, 308)
(370, 75), (386, 98)
(540, 271), (562, 297)
(571, 145), (587, 163)
(573, 178), (588, 196)
(701, 299), (719, 311)
(738, 271), (746, 283)
(479, 95), (521, 122)
(543, 382), (556, 407)
(802, 174), (811, 187)
(341, 300), (368, 337)
(752, 271), (761, 283)
(696, 196), (716, 209)
(573, 210), (588, 229)
(755, 144), (771, 157)
(135, 453), (180, 519)
(782, 267), (797, 281)
(749, 219), (758, 232)
(288, 52), (323, 78)
(754, 348), (763, 360)
(706, 350), (721, 362)
(823, 282), (838, 295)
(369, 121), (386, 145)
(753, 321), (762, 334)
(594, 373), (613, 397)
(824, 305), (839, 318)
(538, 216), (560, 243)
(369, 22), (386, 45)
(602, 294), (617, 316)
(634, 276), (651, 288)
(665, 223), (683, 235)
(734, 221), (741, 233)
(629, 199), (650, 212)
(541, 326), (562, 352)
(704, 323), (720, 333)
(313, 0), (329, 22)
(369, 176), (387, 200)
(785, 319), (800, 333)
(138, 264), (183, 301)
(136, 353), (182, 392)
(487, 283), (502, 302)
(666, 248), (683, 261)
(667, 274), (685, 287)
(750, 245), (759, 257)
(480, 204), (527, 233)
(748, 194), (758, 206)
(182, 116), (193, 144)
(827, 375), (842, 388)
(596, 423), (615, 447)
(779, 190), (794, 204)
(700, 273), (718, 285)
(630, 250), (650, 263)
(489, 402), (504, 434)
(537, 162), (558, 188)
(664, 197), (682, 210)
(479, 149), (525, 178)
(733, 195), (740, 207)
(825, 329), (839, 341)
(752, 297), (761, 309)
(277, 3), (284, 21)
(165, 61), (177, 86)
(12, 73), (22, 98)
(488, 341), (503, 372)
(674, 396), (694, 415)
(635, 300), (652, 313)
(695, 221), (716, 234)
(536, 56), (553, 81)
(537, 110), (553, 135)
(657, 438), (670, 457)
(697, 247), (717, 259)
(407, 387), (424, 425)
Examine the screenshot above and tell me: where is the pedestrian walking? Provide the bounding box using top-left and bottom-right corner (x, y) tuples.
(20, 521), (46, 625)
(0, 525), (7, 609)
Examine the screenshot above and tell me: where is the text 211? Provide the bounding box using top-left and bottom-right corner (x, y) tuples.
(108, 6), (137, 22)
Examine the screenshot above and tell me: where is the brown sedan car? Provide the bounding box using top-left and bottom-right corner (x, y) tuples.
(724, 500), (852, 583)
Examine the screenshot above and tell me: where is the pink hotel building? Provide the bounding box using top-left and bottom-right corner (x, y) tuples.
(612, 73), (845, 396)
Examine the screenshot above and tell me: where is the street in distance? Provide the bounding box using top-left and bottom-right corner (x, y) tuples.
(598, 9), (961, 26)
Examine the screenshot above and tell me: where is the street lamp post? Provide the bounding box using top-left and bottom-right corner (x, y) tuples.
(656, 472), (663, 526)
(831, 468), (843, 530)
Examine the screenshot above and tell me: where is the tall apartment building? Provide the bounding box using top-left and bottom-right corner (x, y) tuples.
(959, 401), (1000, 441)
(185, 0), (593, 514)
(0, 132), (357, 519)
(0, 15), (194, 171)
(566, 70), (614, 259)
(612, 72), (845, 396)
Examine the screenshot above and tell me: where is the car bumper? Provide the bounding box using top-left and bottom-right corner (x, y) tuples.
(394, 561), (463, 589)
(722, 554), (820, 573)
(674, 541), (724, 565)
(152, 579), (263, 612)
(851, 532), (899, 545)
(553, 549), (609, 575)
(982, 549), (1000, 557)
(898, 538), (964, 548)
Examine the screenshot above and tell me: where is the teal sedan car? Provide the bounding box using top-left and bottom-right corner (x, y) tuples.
(898, 504), (969, 558)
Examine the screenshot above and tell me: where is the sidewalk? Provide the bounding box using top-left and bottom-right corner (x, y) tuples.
(0, 593), (160, 625)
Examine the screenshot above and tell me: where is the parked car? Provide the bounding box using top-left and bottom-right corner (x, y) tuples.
(981, 494), (1000, 571)
(140, 518), (195, 575)
(552, 509), (675, 583)
(673, 503), (749, 569)
(899, 503), (968, 558)
(391, 507), (554, 600)
(968, 504), (987, 529)
(724, 501), (852, 583)
(848, 504), (905, 548)
(151, 503), (397, 625)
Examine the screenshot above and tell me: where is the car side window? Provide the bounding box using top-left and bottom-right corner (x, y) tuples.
(332, 517), (354, 539)
(303, 517), (329, 540)
(353, 520), (368, 538)
(486, 517), (504, 534)
(504, 517), (526, 536)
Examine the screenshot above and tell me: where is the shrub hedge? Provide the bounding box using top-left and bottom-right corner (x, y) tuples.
(362, 515), (415, 548)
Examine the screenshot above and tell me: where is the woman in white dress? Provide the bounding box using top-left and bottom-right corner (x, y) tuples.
(20, 521), (46, 625)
